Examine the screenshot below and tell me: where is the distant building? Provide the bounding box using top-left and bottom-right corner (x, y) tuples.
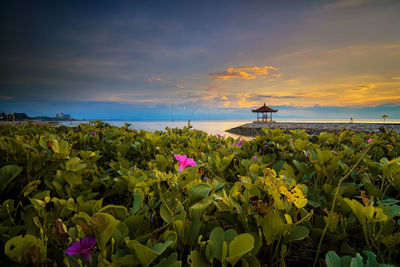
(252, 103), (278, 123)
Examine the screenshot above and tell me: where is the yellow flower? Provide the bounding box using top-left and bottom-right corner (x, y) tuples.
(279, 184), (307, 208)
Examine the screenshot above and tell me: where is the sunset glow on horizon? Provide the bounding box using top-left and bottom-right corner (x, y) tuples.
(0, 0), (399, 120)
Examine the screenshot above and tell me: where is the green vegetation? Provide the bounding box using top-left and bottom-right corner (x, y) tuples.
(0, 121), (399, 266)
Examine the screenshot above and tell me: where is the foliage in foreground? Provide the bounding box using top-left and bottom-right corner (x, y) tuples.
(0, 121), (400, 266)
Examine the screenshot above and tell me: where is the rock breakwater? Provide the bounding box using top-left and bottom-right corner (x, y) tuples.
(226, 122), (400, 136)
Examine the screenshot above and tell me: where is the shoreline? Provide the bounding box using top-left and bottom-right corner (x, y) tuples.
(226, 122), (400, 136)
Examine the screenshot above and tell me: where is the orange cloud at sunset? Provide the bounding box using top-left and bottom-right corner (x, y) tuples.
(208, 66), (278, 81)
(147, 77), (165, 82)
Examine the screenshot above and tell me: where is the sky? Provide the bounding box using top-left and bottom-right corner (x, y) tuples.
(0, 0), (400, 121)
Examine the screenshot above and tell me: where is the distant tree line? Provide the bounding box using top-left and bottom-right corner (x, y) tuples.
(0, 112), (77, 121)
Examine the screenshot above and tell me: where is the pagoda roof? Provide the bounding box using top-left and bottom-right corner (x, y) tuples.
(252, 103), (278, 113)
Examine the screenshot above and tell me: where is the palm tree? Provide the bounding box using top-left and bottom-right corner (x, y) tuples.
(382, 114), (388, 122)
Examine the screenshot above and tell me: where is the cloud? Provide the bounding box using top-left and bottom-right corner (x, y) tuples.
(147, 77), (165, 82)
(392, 77), (400, 80)
(0, 94), (13, 100)
(345, 84), (376, 92)
(174, 84), (184, 88)
(256, 94), (297, 99)
(208, 66), (278, 81)
(221, 96), (229, 101)
(325, 0), (370, 10)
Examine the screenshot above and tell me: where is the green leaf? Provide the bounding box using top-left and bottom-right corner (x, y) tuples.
(125, 215), (145, 236)
(131, 189), (143, 215)
(293, 159), (306, 174)
(63, 172), (82, 188)
(325, 251), (341, 267)
(91, 212), (119, 250)
(350, 253), (364, 267)
(126, 240), (159, 267)
(208, 227), (224, 261)
(284, 226), (309, 243)
(152, 240), (174, 254)
(187, 250), (210, 267)
(188, 183), (212, 206)
(189, 198), (212, 220)
(154, 252), (181, 267)
(98, 204), (128, 220)
(5, 234), (46, 264)
(184, 219), (201, 245)
(226, 233), (255, 265)
(0, 165), (23, 191)
(260, 211), (288, 245)
(66, 157), (87, 172)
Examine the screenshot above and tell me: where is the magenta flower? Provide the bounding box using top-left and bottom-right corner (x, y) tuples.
(367, 138), (372, 143)
(330, 150), (337, 154)
(65, 236), (96, 262)
(305, 152), (310, 158)
(264, 144), (268, 148)
(91, 131), (97, 135)
(217, 134), (221, 138)
(231, 143), (236, 146)
(237, 140), (244, 146)
(253, 156), (257, 161)
(174, 154), (197, 172)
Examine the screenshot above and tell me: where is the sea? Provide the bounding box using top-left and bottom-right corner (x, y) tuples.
(60, 118), (399, 139)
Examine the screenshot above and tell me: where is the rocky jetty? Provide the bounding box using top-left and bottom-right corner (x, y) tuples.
(226, 122), (400, 136)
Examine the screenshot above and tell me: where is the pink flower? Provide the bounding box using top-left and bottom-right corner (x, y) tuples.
(217, 134), (221, 138)
(367, 138), (372, 143)
(237, 140), (244, 146)
(330, 150), (337, 154)
(65, 236), (96, 262)
(231, 143), (236, 146)
(305, 152), (310, 158)
(174, 154), (197, 172)
(253, 156), (257, 161)
(91, 131), (97, 135)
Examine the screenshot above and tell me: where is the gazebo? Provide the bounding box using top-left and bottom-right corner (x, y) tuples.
(252, 103), (278, 123)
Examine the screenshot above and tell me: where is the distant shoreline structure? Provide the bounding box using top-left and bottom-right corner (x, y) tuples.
(226, 122), (400, 136)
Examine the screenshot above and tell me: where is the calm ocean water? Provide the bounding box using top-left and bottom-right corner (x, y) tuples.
(60, 118), (399, 139)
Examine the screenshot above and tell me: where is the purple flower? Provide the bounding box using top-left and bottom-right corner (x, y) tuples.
(305, 152), (310, 158)
(91, 131), (97, 135)
(264, 144), (268, 148)
(150, 213), (155, 223)
(253, 156), (257, 161)
(237, 140), (244, 146)
(174, 154), (197, 172)
(217, 134), (221, 138)
(330, 150), (337, 154)
(231, 143), (236, 146)
(204, 176), (208, 181)
(367, 138), (372, 143)
(65, 236), (96, 262)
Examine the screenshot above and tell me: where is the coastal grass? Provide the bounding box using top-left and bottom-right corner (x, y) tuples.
(0, 121), (399, 266)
